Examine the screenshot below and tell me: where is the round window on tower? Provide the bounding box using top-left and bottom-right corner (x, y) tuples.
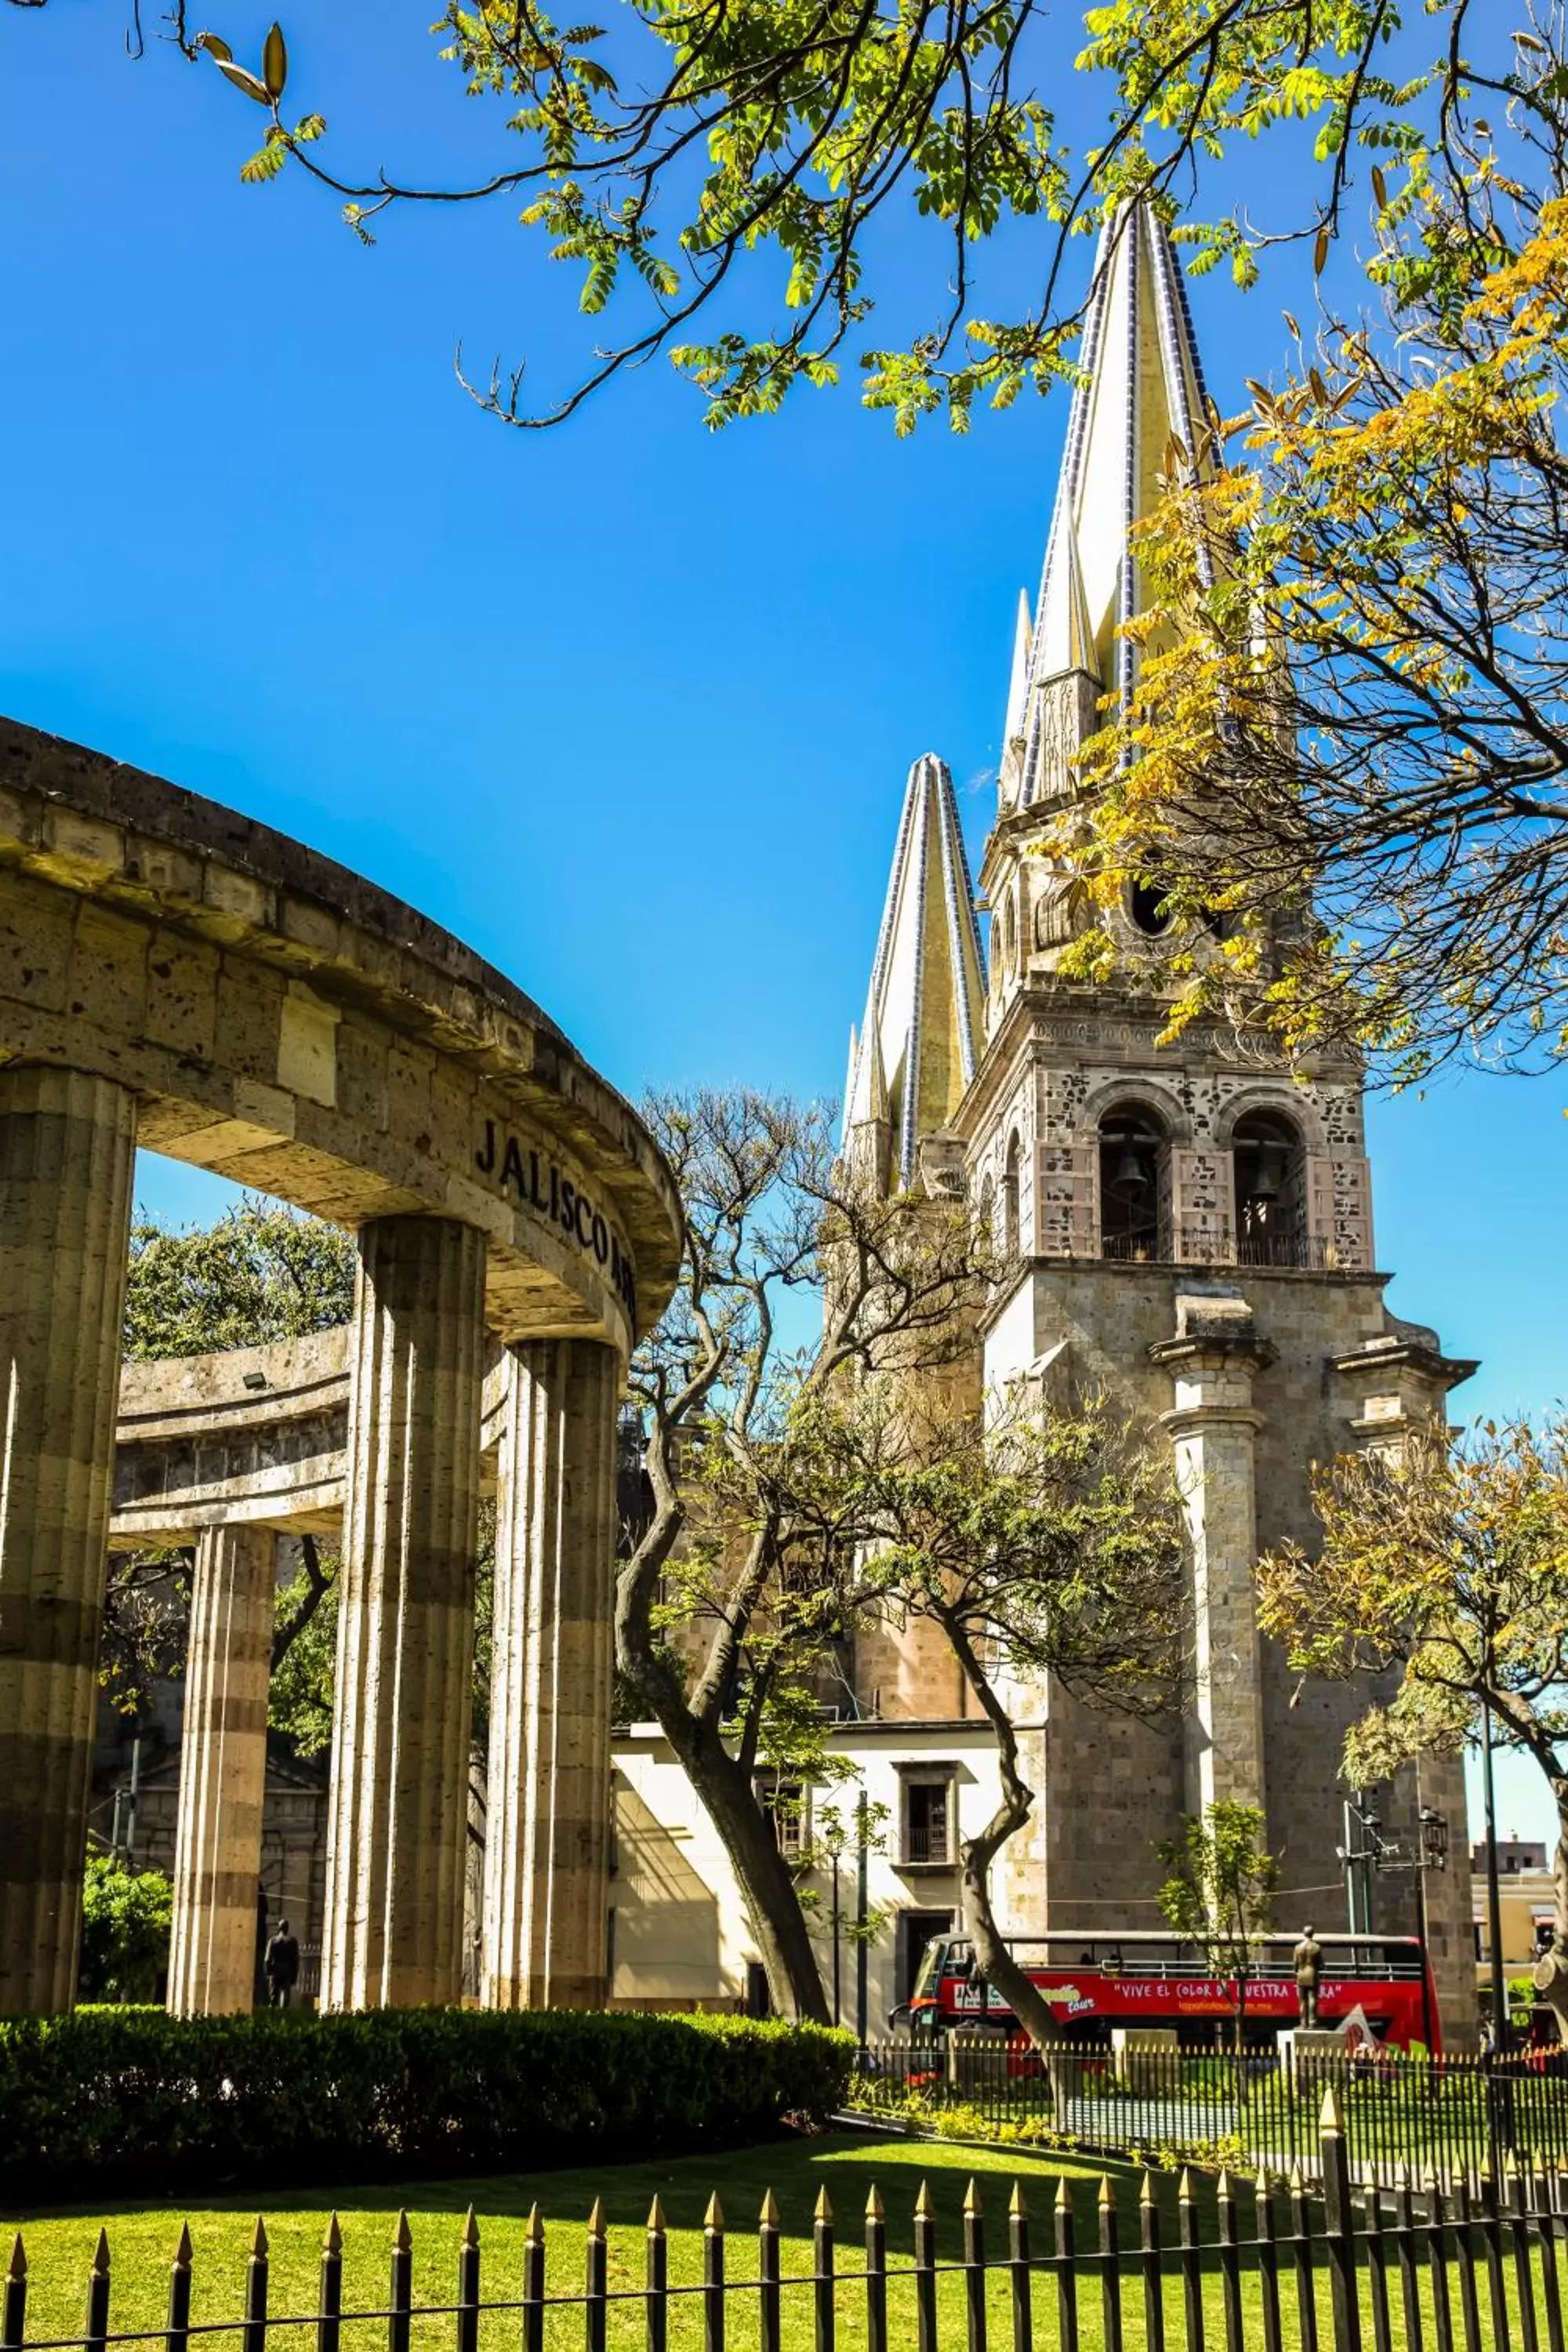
(1128, 877), (1174, 937)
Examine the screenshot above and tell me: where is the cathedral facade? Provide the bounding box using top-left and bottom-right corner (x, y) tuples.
(834, 201), (1479, 2043)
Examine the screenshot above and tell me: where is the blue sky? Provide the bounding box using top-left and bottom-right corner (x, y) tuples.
(2, 4), (1563, 1853)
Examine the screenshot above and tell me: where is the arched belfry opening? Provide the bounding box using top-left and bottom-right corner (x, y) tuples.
(1232, 1109), (1308, 1266)
(1001, 1132), (1022, 1255)
(1098, 1105), (1166, 1261)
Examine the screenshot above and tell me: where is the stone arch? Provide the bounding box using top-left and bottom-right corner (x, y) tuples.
(1076, 1073), (1193, 1149)
(1213, 1083), (1327, 1156)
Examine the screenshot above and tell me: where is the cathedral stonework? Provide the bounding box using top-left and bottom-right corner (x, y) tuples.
(841, 201), (1478, 2046)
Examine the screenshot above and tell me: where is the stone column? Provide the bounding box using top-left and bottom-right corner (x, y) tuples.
(483, 1338), (619, 2009)
(1150, 1294), (1274, 1821)
(167, 1523), (276, 2016)
(321, 1215), (487, 2011)
(0, 1066), (137, 2016)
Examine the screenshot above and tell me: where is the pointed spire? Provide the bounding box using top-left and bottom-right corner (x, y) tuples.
(843, 753), (985, 1191)
(648, 2197), (666, 2234)
(325, 2216), (343, 2257)
(462, 2208), (480, 2251)
(846, 997), (889, 1131)
(758, 2189), (779, 2229)
(1034, 520), (1095, 686)
(1014, 198), (1215, 808)
(1003, 590), (1033, 747)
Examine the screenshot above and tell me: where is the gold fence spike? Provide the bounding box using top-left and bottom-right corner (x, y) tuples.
(462, 2207), (479, 2250)
(1178, 2169), (1195, 2204)
(524, 2204), (544, 2247)
(648, 2196), (666, 2233)
(758, 2189), (779, 2228)
(964, 2178), (982, 2216)
(93, 2230), (110, 2277)
(1218, 2168), (1234, 2201)
(814, 2187), (833, 2224)
(1010, 2182), (1029, 2218)
(173, 2223), (192, 2267)
(394, 2212), (412, 2255)
(914, 2180), (935, 2220)
(1140, 2171), (1156, 2208)
(251, 2219), (268, 2260)
(587, 2198), (607, 2240)
(866, 2186), (885, 2223)
(325, 2216), (343, 2257)
(1098, 2175), (1116, 2211)
(705, 2194), (724, 2231)
(1056, 2178), (1073, 2212)
(1319, 2083), (1344, 2134)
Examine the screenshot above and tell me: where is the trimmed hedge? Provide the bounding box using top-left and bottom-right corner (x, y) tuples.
(0, 2008), (855, 2204)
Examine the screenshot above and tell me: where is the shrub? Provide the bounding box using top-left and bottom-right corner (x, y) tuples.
(78, 1854), (172, 2003)
(0, 2007), (854, 2203)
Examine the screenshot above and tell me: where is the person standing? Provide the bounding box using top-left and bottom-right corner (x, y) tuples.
(264, 1916), (300, 2010)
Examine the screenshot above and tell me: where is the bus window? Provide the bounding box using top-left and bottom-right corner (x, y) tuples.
(911, 1940), (948, 2004)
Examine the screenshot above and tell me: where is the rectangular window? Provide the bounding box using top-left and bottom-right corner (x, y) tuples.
(904, 1777), (953, 1866)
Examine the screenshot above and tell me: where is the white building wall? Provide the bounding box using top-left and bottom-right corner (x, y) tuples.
(610, 1720), (1033, 2028)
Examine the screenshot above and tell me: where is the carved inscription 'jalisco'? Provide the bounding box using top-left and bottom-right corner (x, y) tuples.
(476, 1120), (637, 1320)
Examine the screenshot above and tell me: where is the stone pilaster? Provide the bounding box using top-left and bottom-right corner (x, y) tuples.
(167, 1524), (276, 2016)
(483, 1338), (619, 2009)
(1334, 1331), (1481, 2049)
(1150, 1294), (1274, 1822)
(0, 1066), (137, 2015)
(321, 1215), (487, 2011)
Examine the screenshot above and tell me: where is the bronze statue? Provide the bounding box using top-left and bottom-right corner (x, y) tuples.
(1294, 1923), (1323, 2029)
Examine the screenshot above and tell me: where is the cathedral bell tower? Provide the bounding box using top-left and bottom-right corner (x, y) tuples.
(841, 199), (1481, 2044)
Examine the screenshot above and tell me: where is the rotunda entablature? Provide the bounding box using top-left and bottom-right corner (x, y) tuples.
(0, 719), (681, 1352)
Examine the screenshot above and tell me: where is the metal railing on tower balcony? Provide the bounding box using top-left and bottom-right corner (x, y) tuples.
(1100, 1227), (1341, 1272)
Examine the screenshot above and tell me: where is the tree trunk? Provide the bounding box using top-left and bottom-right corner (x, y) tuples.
(1530, 1804), (1568, 2034)
(666, 1707), (832, 2024)
(937, 1610), (1064, 2056)
(615, 1482), (830, 2024)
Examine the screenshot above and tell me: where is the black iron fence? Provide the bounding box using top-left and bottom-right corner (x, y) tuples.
(5, 2100), (1568, 2352)
(851, 2038), (1568, 2187)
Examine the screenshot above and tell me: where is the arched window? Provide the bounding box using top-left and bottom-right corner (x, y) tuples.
(1098, 1106), (1165, 1260)
(1001, 1133), (1022, 1256)
(1232, 1109), (1308, 1266)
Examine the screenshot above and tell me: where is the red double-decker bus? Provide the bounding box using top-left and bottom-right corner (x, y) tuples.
(905, 1931), (1441, 2053)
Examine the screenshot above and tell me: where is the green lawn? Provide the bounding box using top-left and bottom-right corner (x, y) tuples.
(2, 2128), (1543, 2352)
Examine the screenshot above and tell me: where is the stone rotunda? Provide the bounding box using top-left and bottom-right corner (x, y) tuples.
(0, 717), (682, 2018)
